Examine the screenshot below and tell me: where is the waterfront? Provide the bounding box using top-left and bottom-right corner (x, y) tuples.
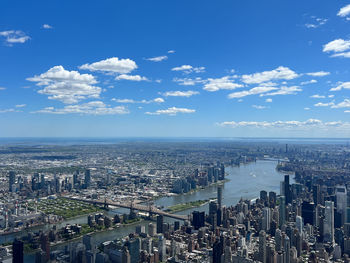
(19, 159), (288, 262)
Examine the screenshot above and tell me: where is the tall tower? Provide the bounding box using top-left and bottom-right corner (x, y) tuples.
(12, 239), (24, 263)
(217, 186), (223, 209)
(284, 175), (291, 204)
(324, 201), (334, 244)
(278, 196), (286, 228)
(9, 171), (15, 192)
(259, 230), (267, 263)
(85, 169), (91, 188)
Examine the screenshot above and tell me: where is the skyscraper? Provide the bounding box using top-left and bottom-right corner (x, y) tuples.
(278, 196), (286, 228)
(13, 239), (24, 263)
(336, 185), (347, 223)
(259, 230), (267, 263)
(9, 171), (15, 192)
(156, 215), (163, 234)
(284, 175), (291, 204)
(262, 207), (271, 232)
(158, 234), (166, 262)
(217, 186), (223, 209)
(324, 201), (335, 244)
(192, 211), (205, 230)
(85, 169), (91, 188)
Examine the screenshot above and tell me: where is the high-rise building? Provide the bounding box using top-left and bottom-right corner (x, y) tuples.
(296, 215), (303, 234)
(156, 215), (163, 234)
(85, 169), (91, 188)
(278, 196), (286, 228)
(259, 230), (267, 263)
(40, 233), (50, 261)
(148, 222), (156, 236)
(9, 171), (15, 192)
(284, 236), (290, 263)
(336, 185), (347, 223)
(13, 239), (24, 263)
(302, 201), (314, 225)
(126, 238), (140, 263)
(83, 234), (94, 251)
(158, 234), (166, 262)
(284, 175), (291, 204)
(324, 201), (335, 244)
(217, 186), (223, 209)
(192, 211), (205, 230)
(262, 207), (271, 232)
(212, 238), (223, 263)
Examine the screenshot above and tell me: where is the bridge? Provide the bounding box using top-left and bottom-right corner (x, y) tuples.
(64, 197), (188, 221)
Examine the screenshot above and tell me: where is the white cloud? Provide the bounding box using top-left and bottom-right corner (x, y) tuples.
(162, 90), (199, 97)
(265, 98), (272, 103)
(323, 39), (350, 58)
(173, 77), (204, 86)
(228, 86), (277, 99)
(34, 101), (129, 115)
(338, 4), (350, 17)
(172, 65), (205, 74)
(145, 56), (168, 62)
(79, 57), (137, 74)
(111, 97), (164, 104)
(42, 24), (53, 29)
(0, 87), (6, 90)
(301, 79), (317, 85)
(241, 66), (299, 84)
(27, 65), (101, 104)
(15, 104), (26, 108)
(252, 105), (267, 109)
(217, 119), (349, 130)
(168, 50), (175, 54)
(330, 82), (350, 91)
(0, 30), (30, 44)
(310, 94), (325, 99)
(260, 86), (302, 96)
(115, 74), (148, 81)
(304, 107), (310, 110)
(328, 94), (335, 98)
(306, 71), (330, 77)
(304, 17), (328, 28)
(203, 76), (243, 92)
(331, 99), (350, 108)
(145, 107), (195, 116)
(314, 102), (334, 107)
(0, 108), (21, 113)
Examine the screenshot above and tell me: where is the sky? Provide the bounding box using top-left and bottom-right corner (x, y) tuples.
(1, 0), (350, 138)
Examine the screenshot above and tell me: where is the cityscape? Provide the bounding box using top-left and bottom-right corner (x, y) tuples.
(2, 0), (350, 262)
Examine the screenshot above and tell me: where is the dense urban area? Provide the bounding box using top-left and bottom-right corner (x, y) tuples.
(0, 139), (350, 263)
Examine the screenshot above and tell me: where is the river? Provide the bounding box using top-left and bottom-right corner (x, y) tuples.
(20, 159), (290, 262)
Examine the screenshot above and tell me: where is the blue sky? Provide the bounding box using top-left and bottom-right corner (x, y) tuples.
(1, 0), (350, 137)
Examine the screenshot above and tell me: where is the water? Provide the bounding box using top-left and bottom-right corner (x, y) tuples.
(20, 159), (289, 262)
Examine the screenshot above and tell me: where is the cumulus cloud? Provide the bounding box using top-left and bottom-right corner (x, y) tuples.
(42, 24), (53, 29)
(306, 71), (330, 77)
(330, 82), (350, 91)
(173, 77), (204, 86)
(228, 86), (277, 99)
(168, 50), (175, 54)
(145, 56), (168, 62)
(172, 65), (205, 74)
(27, 65), (101, 104)
(301, 79), (317, 85)
(260, 86), (302, 97)
(241, 66), (299, 84)
(162, 90), (199, 97)
(111, 98), (164, 104)
(338, 4), (350, 17)
(217, 119), (350, 130)
(310, 94), (326, 99)
(323, 39), (350, 58)
(145, 107), (195, 116)
(34, 101), (129, 115)
(79, 57), (137, 74)
(265, 98), (272, 103)
(331, 99), (350, 108)
(314, 102), (334, 107)
(203, 76), (243, 92)
(115, 74), (148, 81)
(0, 30), (30, 45)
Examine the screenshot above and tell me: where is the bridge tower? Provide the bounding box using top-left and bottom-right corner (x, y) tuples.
(148, 201), (154, 218)
(129, 198), (137, 219)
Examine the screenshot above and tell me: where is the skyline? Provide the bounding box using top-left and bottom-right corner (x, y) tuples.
(1, 1), (350, 137)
